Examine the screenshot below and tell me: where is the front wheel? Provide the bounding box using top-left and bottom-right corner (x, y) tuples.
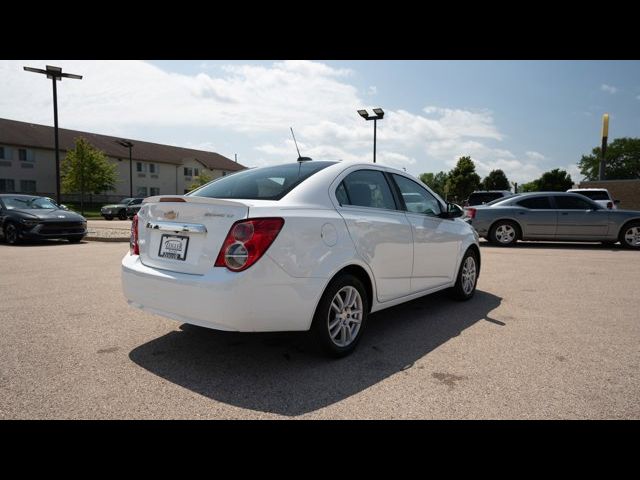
(449, 249), (479, 301)
(489, 220), (519, 246)
(118, 210), (128, 220)
(3, 222), (20, 245)
(619, 221), (640, 249)
(311, 274), (369, 358)
(103, 215), (113, 221)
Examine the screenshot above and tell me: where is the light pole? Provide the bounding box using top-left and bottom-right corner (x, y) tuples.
(116, 140), (135, 197)
(23, 65), (82, 204)
(599, 113), (609, 181)
(358, 108), (384, 163)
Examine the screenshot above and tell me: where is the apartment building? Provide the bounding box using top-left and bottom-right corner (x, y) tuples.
(0, 118), (245, 199)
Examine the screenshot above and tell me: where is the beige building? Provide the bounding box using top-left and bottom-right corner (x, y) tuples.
(0, 118), (245, 201)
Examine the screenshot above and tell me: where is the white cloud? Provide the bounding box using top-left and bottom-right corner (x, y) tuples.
(2, 59), (552, 184)
(525, 151), (546, 161)
(601, 84), (617, 94)
(366, 86), (377, 95)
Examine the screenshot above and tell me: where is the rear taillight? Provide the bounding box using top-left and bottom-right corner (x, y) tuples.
(607, 201), (613, 209)
(466, 208), (477, 219)
(215, 218), (284, 272)
(130, 214), (139, 255)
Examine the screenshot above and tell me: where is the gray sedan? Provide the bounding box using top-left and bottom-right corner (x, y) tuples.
(465, 192), (640, 249)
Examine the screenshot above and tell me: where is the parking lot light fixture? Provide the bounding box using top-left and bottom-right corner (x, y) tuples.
(116, 140), (135, 198)
(23, 65), (83, 205)
(357, 108), (385, 163)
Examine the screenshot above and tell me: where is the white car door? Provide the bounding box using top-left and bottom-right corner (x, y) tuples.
(390, 173), (463, 293)
(335, 169), (413, 303)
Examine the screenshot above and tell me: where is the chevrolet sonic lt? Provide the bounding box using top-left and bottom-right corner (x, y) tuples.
(122, 161), (480, 356)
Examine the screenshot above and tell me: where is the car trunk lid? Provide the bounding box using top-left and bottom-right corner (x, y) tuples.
(138, 196), (249, 275)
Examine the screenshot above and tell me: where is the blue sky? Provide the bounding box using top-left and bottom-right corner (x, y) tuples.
(2, 60), (639, 183)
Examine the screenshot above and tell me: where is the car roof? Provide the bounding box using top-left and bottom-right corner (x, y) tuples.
(567, 188), (608, 191)
(0, 194), (41, 199)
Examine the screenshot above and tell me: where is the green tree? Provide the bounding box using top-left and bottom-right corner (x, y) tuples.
(419, 171), (449, 197)
(189, 171), (213, 190)
(578, 137), (640, 180)
(61, 138), (117, 212)
(447, 156), (481, 202)
(481, 169), (510, 190)
(521, 168), (573, 192)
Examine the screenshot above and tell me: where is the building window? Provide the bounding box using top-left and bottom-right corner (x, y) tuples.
(150, 187), (160, 196)
(222, 171), (227, 177)
(149, 163), (156, 174)
(194, 167), (199, 177)
(0, 179), (15, 193)
(20, 180), (36, 193)
(136, 162), (145, 172)
(0, 147), (5, 159)
(184, 167), (193, 177)
(137, 186), (148, 197)
(18, 149), (27, 161)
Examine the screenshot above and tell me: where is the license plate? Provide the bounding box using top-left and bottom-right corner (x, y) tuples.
(158, 234), (189, 261)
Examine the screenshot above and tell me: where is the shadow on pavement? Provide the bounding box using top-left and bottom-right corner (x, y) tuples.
(480, 240), (627, 251)
(129, 289), (502, 416)
(0, 239), (86, 247)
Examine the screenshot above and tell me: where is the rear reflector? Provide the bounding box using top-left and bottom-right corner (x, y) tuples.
(130, 214), (139, 255)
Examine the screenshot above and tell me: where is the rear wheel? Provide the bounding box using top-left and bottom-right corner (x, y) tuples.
(449, 249), (479, 301)
(489, 220), (519, 246)
(3, 222), (20, 245)
(311, 273), (369, 358)
(619, 221), (640, 249)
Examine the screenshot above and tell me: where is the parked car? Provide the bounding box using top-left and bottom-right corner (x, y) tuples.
(465, 190), (513, 207)
(0, 194), (87, 244)
(567, 188), (620, 210)
(465, 192), (640, 248)
(125, 200), (144, 219)
(122, 161), (480, 357)
(100, 198), (144, 220)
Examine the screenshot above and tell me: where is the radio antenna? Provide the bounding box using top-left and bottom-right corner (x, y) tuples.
(290, 127), (312, 162)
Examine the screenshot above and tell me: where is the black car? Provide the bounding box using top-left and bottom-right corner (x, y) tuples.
(100, 198), (144, 220)
(0, 195), (87, 244)
(125, 200), (144, 219)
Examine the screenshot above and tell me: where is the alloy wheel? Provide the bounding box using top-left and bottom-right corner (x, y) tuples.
(495, 224), (516, 244)
(327, 286), (363, 348)
(624, 226), (640, 247)
(461, 256), (477, 295)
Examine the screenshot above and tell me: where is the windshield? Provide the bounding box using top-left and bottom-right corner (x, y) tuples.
(2, 196), (58, 210)
(119, 198), (134, 204)
(189, 161), (336, 200)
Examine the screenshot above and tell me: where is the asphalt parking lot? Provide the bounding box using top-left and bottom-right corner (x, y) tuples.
(1, 240), (638, 419)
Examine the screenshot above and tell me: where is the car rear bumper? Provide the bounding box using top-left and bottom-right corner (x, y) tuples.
(121, 253), (326, 332)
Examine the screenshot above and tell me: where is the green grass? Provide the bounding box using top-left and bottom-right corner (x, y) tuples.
(64, 203), (103, 219)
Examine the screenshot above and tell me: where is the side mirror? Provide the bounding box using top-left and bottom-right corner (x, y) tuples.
(440, 202), (463, 218)
(59, 204), (69, 210)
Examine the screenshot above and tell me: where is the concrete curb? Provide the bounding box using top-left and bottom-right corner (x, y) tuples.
(85, 236), (129, 242)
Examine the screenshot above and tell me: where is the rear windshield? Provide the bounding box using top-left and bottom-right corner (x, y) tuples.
(189, 161), (335, 200)
(572, 190), (610, 201)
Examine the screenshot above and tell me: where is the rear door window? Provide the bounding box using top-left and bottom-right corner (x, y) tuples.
(554, 195), (597, 210)
(391, 174), (442, 216)
(340, 170), (397, 210)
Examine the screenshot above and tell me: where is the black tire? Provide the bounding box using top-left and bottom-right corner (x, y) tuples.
(489, 220), (519, 246)
(449, 248), (479, 301)
(118, 210), (128, 220)
(67, 236), (84, 243)
(311, 273), (369, 358)
(3, 222), (20, 245)
(104, 215), (113, 221)
(619, 220), (640, 250)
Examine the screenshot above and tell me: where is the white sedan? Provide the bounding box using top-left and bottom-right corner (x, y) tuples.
(122, 161), (480, 356)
